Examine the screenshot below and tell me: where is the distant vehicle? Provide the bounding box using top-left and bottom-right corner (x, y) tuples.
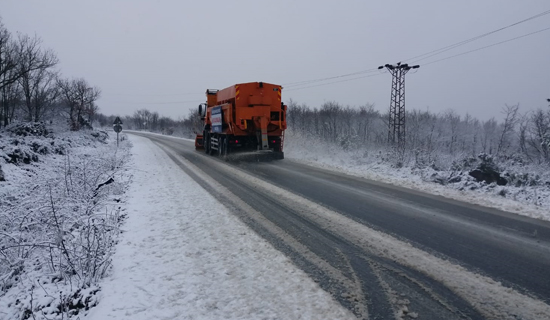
(197, 82), (287, 160)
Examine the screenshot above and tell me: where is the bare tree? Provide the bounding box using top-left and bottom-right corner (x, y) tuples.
(179, 109), (203, 137)
(58, 78), (101, 130)
(480, 118), (497, 154)
(496, 104), (519, 156)
(86, 102), (99, 124)
(0, 19), (19, 127)
(357, 104), (378, 144)
(526, 108), (550, 163)
(466, 115), (480, 156)
(133, 109), (152, 130)
(158, 116), (176, 134)
(518, 112), (531, 161)
(0, 72), (22, 126)
(286, 99), (301, 131)
(443, 110), (461, 155)
(0, 19), (18, 91)
(1, 24), (63, 126)
(319, 101), (341, 142)
(17, 34), (59, 122)
(150, 111), (159, 131)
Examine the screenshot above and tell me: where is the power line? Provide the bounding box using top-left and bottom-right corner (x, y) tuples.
(284, 73), (383, 92)
(283, 8), (550, 92)
(406, 9), (550, 63)
(285, 25), (549, 92)
(107, 99), (204, 105)
(104, 92), (203, 97)
(422, 26), (550, 66)
(284, 68), (378, 88)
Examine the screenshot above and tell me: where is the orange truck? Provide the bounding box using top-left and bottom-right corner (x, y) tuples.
(196, 81), (287, 160)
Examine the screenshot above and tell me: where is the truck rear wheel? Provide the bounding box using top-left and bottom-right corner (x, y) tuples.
(204, 132), (210, 154)
(217, 136), (224, 157)
(208, 134), (215, 155)
(223, 137), (229, 156)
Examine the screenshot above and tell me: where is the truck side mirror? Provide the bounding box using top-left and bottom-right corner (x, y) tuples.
(198, 103), (208, 119)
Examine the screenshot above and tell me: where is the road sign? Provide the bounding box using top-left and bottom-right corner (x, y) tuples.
(114, 116), (123, 125)
(113, 123), (123, 147)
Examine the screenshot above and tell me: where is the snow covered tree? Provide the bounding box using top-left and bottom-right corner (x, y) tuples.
(496, 104), (519, 157)
(526, 107), (550, 163)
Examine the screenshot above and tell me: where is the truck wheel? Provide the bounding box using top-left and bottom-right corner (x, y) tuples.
(223, 137), (229, 156)
(204, 132), (210, 154)
(208, 134), (215, 156)
(218, 136), (224, 157)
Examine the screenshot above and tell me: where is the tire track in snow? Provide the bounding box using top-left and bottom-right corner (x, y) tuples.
(89, 135), (355, 320)
(225, 160), (550, 319)
(154, 141), (477, 319)
(152, 138), (550, 320)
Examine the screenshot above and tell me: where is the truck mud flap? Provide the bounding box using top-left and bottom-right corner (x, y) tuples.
(225, 151), (284, 162)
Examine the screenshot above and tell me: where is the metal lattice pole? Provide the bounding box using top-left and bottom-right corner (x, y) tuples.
(379, 63), (419, 153)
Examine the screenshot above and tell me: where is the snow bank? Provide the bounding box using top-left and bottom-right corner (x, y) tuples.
(0, 124), (131, 320)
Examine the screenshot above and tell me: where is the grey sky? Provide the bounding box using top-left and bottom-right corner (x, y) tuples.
(2, 0), (549, 121)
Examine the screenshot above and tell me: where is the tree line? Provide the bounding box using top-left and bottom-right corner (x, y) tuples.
(120, 96), (549, 167)
(0, 17), (100, 131)
(286, 100), (550, 166)
(102, 108), (202, 137)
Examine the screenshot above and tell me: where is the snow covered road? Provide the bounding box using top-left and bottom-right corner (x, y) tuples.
(87, 135), (353, 320)
(87, 132), (550, 320)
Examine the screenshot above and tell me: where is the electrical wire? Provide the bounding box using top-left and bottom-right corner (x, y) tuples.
(283, 8), (550, 92)
(284, 68), (379, 88)
(99, 9), (550, 98)
(285, 73), (383, 92)
(421, 26), (550, 66)
(104, 92), (203, 97)
(406, 9), (550, 63)
(108, 99), (204, 105)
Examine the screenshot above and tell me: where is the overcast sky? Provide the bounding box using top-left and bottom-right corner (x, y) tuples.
(2, 0), (549, 121)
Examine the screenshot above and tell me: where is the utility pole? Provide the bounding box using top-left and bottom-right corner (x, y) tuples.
(378, 62), (419, 152)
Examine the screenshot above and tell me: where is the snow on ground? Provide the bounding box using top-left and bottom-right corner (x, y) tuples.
(86, 134), (353, 320)
(283, 130), (550, 221)
(202, 151), (550, 319)
(0, 124), (130, 320)
(2, 125), (548, 320)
